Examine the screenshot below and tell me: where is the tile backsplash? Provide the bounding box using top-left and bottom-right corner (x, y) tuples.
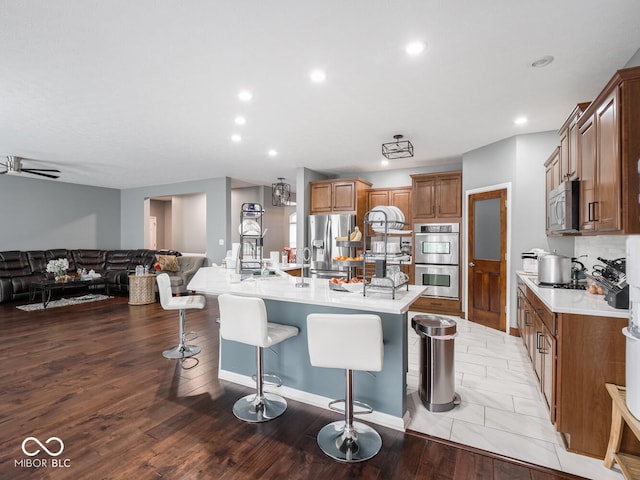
(574, 235), (628, 273)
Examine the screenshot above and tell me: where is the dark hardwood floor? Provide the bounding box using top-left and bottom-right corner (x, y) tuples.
(0, 293), (585, 479)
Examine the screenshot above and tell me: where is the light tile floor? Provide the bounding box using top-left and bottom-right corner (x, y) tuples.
(406, 312), (623, 480)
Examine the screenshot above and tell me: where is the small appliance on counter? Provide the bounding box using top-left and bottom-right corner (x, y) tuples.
(521, 248), (547, 274)
(624, 236), (640, 419)
(586, 256), (628, 309)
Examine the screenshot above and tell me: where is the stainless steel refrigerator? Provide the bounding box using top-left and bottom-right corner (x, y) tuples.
(308, 214), (355, 278)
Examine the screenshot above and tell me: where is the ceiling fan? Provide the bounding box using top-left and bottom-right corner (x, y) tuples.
(0, 156), (60, 179)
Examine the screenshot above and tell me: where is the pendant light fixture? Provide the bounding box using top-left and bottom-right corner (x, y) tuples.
(382, 134), (414, 160)
(272, 177), (291, 207)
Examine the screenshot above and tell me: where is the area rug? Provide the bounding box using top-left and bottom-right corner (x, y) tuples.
(17, 294), (112, 311)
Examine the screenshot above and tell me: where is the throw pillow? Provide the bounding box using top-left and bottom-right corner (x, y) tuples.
(155, 255), (180, 272)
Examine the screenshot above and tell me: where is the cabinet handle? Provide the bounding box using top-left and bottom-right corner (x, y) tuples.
(588, 202), (593, 222)
(588, 201), (599, 222)
(536, 332), (543, 352)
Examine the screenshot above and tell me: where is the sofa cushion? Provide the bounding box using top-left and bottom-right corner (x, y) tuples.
(72, 250), (107, 271)
(26, 250), (48, 274)
(105, 250), (133, 271)
(0, 251), (32, 277)
(46, 249), (76, 271)
(129, 249), (157, 270)
(154, 255), (180, 272)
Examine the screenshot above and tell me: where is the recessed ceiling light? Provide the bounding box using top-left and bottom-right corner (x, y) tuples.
(231, 134), (242, 142)
(268, 149), (278, 157)
(310, 69), (327, 83)
(514, 116), (528, 126)
(234, 116), (246, 126)
(381, 159), (389, 166)
(531, 55), (554, 68)
(405, 41), (426, 56)
(238, 90), (252, 102)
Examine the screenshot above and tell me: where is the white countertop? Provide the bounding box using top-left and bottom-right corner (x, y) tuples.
(517, 272), (629, 319)
(188, 266), (427, 314)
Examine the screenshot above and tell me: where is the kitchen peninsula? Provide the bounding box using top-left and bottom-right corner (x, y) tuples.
(188, 266), (426, 430)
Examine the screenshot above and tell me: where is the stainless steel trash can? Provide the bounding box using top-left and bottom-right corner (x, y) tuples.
(411, 315), (458, 412)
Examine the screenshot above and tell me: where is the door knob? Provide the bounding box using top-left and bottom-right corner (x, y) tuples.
(469, 262), (475, 267)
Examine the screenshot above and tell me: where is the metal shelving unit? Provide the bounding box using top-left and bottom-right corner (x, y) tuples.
(239, 202), (264, 273)
(333, 240), (363, 281)
(362, 209), (412, 299)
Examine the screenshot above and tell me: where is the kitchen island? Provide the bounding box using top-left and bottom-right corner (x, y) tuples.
(188, 266), (426, 430)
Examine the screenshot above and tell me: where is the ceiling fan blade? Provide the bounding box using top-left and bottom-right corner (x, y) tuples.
(22, 168), (61, 173)
(0, 162), (6, 168)
(0, 171), (7, 175)
(22, 170), (60, 179)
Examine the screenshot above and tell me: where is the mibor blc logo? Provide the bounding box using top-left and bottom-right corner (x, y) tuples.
(15, 436), (71, 468)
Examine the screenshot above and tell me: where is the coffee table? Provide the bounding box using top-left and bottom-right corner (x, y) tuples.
(29, 277), (109, 308)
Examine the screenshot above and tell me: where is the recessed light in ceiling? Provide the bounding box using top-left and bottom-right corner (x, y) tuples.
(238, 90), (253, 102)
(310, 69), (327, 83)
(234, 116), (246, 126)
(531, 55), (554, 68)
(514, 116), (528, 126)
(231, 134), (242, 142)
(381, 159), (389, 166)
(268, 149), (278, 157)
(405, 41), (426, 56)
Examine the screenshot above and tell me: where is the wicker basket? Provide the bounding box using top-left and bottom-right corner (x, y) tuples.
(128, 274), (156, 305)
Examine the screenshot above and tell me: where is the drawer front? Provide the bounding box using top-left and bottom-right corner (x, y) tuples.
(526, 289), (556, 335)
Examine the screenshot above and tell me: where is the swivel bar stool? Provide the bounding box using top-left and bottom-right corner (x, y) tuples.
(218, 293), (299, 422)
(156, 273), (206, 359)
(306, 313), (384, 463)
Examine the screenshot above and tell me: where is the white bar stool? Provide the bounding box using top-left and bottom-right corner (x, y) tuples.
(218, 293), (299, 423)
(156, 273), (206, 359)
(306, 313), (384, 463)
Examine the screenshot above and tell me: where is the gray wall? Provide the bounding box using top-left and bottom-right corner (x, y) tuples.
(0, 174), (121, 250)
(341, 162), (463, 189)
(462, 132), (574, 328)
(120, 177), (229, 265)
(625, 47), (640, 68)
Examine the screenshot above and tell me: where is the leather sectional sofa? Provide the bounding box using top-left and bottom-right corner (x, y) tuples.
(0, 249), (176, 303)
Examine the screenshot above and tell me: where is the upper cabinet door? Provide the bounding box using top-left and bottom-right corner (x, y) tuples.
(578, 115), (596, 232)
(389, 189), (412, 224)
(332, 181), (357, 211)
(310, 183), (333, 213)
(595, 90), (621, 232)
(412, 176), (436, 218)
(436, 173), (462, 218)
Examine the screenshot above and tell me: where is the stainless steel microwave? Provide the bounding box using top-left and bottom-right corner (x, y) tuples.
(548, 180), (579, 233)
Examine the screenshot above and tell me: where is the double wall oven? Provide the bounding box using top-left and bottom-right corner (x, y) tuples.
(414, 223), (459, 299)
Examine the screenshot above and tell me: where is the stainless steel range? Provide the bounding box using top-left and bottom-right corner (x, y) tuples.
(414, 223), (460, 299)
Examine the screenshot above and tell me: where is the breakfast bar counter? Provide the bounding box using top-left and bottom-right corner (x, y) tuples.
(188, 267), (426, 430)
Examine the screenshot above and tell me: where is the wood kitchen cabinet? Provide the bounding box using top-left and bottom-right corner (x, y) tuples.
(517, 279), (556, 422)
(544, 148), (561, 235)
(558, 102), (591, 182)
(576, 66), (640, 234)
(516, 276), (640, 458)
(309, 178), (372, 224)
(411, 171), (461, 221)
(366, 187), (412, 224)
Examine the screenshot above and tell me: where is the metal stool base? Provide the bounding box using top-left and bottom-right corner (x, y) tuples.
(162, 344), (201, 359)
(233, 392), (287, 423)
(317, 420), (382, 463)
